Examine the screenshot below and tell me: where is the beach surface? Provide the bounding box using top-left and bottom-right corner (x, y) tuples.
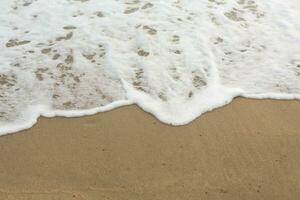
(0, 98), (299, 200)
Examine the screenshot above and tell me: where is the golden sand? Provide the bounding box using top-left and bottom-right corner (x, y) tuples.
(0, 98), (299, 200)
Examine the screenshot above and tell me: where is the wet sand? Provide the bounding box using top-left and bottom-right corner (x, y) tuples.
(0, 98), (299, 200)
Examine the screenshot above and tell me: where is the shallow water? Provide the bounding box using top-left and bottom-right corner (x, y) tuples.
(0, 0), (300, 135)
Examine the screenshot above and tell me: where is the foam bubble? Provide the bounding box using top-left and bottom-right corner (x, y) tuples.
(0, 0), (299, 135)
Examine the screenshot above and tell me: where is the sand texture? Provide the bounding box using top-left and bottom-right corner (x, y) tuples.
(0, 98), (299, 200)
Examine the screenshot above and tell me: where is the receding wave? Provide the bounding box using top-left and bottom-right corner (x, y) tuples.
(0, 0), (300, 135)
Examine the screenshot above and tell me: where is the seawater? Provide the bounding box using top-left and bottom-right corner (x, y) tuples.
(0, 0), (300, 135)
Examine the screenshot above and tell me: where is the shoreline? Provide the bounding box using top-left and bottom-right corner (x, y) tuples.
(0, 98), (299, 199)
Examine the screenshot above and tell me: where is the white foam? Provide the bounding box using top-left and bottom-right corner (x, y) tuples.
(0, 0), (299, 135)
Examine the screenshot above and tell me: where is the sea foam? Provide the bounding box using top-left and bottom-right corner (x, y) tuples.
(0, 0), (300, 135)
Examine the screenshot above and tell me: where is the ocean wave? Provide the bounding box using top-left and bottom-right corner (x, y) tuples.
(0, 0), (299, 135)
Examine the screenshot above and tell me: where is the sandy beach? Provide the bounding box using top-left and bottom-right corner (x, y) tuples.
(0, 98), (299, 200)
(1, 0), (300, 199)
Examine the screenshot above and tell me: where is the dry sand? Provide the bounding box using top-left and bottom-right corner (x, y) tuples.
(0, 98), (299, 200)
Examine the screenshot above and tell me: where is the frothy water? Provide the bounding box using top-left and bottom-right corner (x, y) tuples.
(0, 0), (300, 135)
